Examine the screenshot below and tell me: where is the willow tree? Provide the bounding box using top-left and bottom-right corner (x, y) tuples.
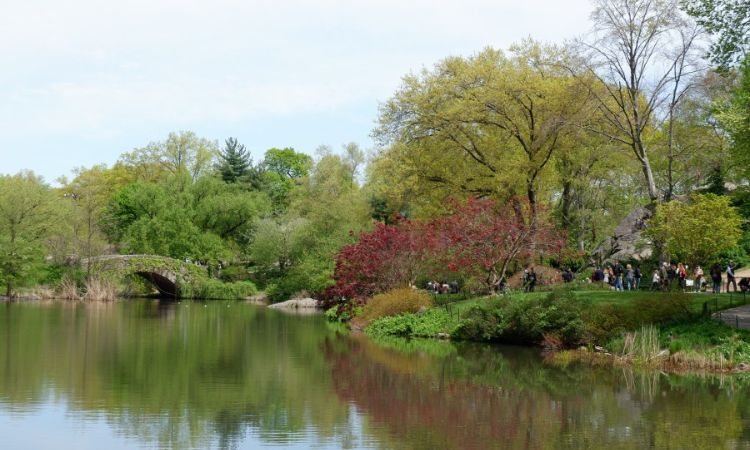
(375, 41), (594, 224)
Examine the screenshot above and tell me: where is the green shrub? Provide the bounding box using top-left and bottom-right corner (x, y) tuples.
(627, 293), (692, 325)
(190, 279), (256, 300)
(325, 303), (362, 323)
(218, 265), (252, 282)
(452, 289), (591, 346)
(586, 292), (693, 343)
(365, 308), (453, 338)
(451, 303), (504, 341)
(360, 288), (432, 321)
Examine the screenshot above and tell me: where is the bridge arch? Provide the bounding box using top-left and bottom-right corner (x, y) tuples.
(82, 255), (207, 298)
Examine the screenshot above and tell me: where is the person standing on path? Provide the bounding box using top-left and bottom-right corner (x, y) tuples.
(693, 265), (704, 293)
(634, 266), (642, 290)
(613, 261), (624, 292)
(527, 267), (537, 292)
(625, 264), (635, 291)
(727, 261), (738, 293)
(711, 263), (723, 294)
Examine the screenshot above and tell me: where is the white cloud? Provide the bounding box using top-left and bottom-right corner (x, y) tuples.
(0, 0), (594, 178)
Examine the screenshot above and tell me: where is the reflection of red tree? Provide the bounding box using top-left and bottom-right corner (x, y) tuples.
(324, 339), (566, 450)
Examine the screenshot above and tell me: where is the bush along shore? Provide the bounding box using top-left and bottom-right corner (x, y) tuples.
(327, 287), (750, 374)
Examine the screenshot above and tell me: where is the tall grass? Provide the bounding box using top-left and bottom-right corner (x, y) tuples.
(57, 277), (80, 300)
(621, 325), (662, 363)
(82, 278), (117, 301)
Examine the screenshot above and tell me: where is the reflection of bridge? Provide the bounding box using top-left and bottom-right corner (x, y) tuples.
(81, 255), (207, 298)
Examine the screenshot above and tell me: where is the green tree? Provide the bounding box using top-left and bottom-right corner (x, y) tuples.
(119, 131), (218, 185)
(716, 57), (750, 179)
(645, 193), (743, 266)
(682, 0), (749, 69)
(216, 137), (252, 183)
(0, 172), (57, 296)
(191, 177), (271, 248)
(261, 147), (313, 212)
(250, 153), (372, 299)
(59, 165), (115, 276)
(375, 42), (594, 221)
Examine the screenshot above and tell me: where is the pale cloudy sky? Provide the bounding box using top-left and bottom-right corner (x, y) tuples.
(0, 0), (594, 182)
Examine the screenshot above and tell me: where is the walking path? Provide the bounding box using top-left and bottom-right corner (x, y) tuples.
(715, 304), (750, 330)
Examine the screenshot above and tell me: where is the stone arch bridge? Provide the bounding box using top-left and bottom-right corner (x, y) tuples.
(81, 255), (207, 298)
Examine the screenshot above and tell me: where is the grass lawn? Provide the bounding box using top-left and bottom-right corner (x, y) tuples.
(437, 288), (750, 316)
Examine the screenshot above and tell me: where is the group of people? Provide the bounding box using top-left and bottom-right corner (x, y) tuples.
(426, 280), (460, 295)
(591, 261), (641, 291)
(591, 260), (748, 294)
(650, 261), (747, 294)
(426, 260), (746, 296)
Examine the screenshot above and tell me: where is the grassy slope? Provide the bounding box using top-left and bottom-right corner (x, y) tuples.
(443, 289), (750, 315)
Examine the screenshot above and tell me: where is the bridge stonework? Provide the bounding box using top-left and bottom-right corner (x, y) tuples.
(82, 255), (208, 298)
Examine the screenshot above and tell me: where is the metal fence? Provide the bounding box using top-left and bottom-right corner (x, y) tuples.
(715, 311), (750, 330)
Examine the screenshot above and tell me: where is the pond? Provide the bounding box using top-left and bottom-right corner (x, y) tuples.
(0, 300), (749, 449)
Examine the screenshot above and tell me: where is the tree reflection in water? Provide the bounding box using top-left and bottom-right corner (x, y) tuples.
(0, 301), (749, 450)
(324, 334), (750, 450)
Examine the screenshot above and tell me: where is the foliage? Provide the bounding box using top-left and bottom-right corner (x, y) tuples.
(434, 198), (564, 291)
(250, 152), (372, 301)
(216, 137), (252, 184)
(325, 302), (363, 324)
(375, 42), (594, 215)
(118, 131), (218, 184)
(332, 197), (562, 300)
(682, 0), (750, 68)
(716, 57), (750, 179)
(218, 265), (252, 282)
(0, 172), (59, 296)
(191, 279), (257, 300)
(365, 308), (453, 338)
(645, 194), (743, 266)
(104, 176), (270, 264)
(332, 219), (433, 299)
(453, 289), (591, 345)
(359, 288), (433, 322)
(261, 147), (313, 212)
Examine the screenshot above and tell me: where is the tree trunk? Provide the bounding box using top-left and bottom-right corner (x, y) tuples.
(560, 180), (573, 230)
(639, 152), (659, 204)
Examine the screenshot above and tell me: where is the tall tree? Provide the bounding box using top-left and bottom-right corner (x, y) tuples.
(261, 147), (313, 212)
(119, 131), (218, 185)
(583, 0), (701, 204)
(60, 165), (114, 276)
(0, 172), (57, 297)
(376, 42), (594, 223)
(216, 137), (252, 183)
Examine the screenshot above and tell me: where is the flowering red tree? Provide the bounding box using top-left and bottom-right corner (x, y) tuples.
(434, 197), (564, 292)
(331, 198), (565, 301)
(331, 218), (437, 300)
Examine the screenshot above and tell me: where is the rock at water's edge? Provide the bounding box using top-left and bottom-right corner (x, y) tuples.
(268, 298), (320, 310)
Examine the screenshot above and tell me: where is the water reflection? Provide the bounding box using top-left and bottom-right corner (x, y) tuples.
(0, 301), (749, 449)
(0, 300), (356, 449)
(324, 335), (750, 450)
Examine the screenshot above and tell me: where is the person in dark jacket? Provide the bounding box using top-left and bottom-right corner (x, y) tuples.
(711, 263), (723, 294)
(634, 266), (642, 290)
(613, 260), (624, 292)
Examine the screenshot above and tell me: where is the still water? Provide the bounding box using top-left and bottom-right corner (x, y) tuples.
(0, 300), (749, 450)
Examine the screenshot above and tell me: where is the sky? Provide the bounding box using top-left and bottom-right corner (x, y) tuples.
(0, 0), (594, 183)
